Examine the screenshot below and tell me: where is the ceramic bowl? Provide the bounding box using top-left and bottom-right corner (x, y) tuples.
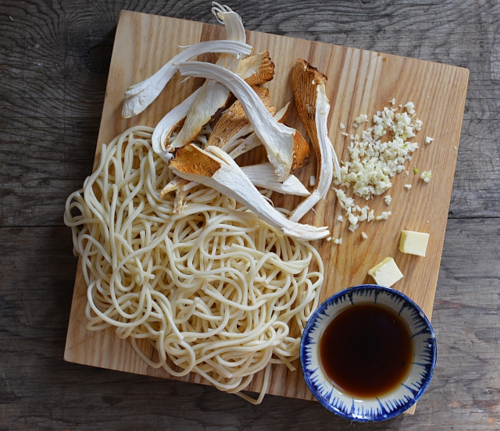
(300, 284), (437, 422)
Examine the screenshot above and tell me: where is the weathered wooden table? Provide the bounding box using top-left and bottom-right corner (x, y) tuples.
(1, 1), (499, 429)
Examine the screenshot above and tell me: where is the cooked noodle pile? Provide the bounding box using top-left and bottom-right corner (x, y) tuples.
(64, 126), (324, 403)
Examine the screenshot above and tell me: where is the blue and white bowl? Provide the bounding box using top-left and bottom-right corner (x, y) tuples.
(300, 284), (437, 422)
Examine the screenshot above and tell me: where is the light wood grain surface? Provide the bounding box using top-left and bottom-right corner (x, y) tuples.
(0, 1), (499, 430)
(63, 10), (468, 404)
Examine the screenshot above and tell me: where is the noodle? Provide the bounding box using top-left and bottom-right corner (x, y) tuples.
(64, 125), (324, 403)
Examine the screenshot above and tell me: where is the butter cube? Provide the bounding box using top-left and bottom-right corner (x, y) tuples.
(399, 230), (430, 257)
(368, 257), (403, 287)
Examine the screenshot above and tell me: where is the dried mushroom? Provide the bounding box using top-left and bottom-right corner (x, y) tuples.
(289, 59), (341, 222)
(207, 86), (276, 153)
(229, 103), (290, 159)
(241, 163), (310, 196)
(169, 144), (330, 241)
(121, 40), (251, 118)
(168, 6), (246, 150)
(238, 51), (275, 86)
(178, 61), (310, 182)
(151, 88), (201, 162)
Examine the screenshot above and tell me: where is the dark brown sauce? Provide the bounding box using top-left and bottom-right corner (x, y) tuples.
(320, 304), (413, 398)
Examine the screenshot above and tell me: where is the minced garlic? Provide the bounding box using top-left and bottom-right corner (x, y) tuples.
(404, 101), (416, 115)
(375, 211), (391, 221)
(354, 114), (368, 125)
(421, 170), (432, 183)
(334, 102), (421, 199)
(332, 102), (422, 232)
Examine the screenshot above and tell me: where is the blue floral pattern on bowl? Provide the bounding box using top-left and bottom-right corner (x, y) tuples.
(300, 284), (437, 422)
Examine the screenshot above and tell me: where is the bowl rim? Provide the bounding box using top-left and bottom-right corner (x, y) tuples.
(300, 284), (437, 422)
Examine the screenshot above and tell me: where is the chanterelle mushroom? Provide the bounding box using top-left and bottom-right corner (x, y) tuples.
(207, 86), (276, 153)
(168, 144), (330, 241)
(229, 103), (290, 159)
(237, 51), (275, 86)
(289, 59), (341, 222)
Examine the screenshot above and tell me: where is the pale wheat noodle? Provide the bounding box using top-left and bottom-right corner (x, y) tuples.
(64, 125), (324, 403)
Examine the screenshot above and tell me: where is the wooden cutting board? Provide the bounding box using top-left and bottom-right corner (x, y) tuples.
(64, 10), (469, 407)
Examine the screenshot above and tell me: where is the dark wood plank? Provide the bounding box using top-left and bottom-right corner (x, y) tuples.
(0, 0), (499, 226)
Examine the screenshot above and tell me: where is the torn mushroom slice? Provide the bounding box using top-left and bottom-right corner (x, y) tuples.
(207, 86), (275, 153)
(238, 51), (276, 86)
(289, 59), (340, 222)
(159, 177), (191, 199)
(151, 88), (202, 162)
(169, 6), (246, 150)
(229, 103), (290, 159)
(178, 61), (310, 182)
(169, 81), (232, 149)
(173, 180), (200, 213)
(241, 163), (310, 197)
(121, 40), (251, 118)
(168, 144), (330, 241)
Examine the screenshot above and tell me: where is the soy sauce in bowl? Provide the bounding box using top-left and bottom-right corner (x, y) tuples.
(319, 303), (413, 398)
(300, 285), (437, 422)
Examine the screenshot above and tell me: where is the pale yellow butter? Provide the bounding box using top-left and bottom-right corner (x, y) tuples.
(368, 257), (403, 287)
(399, 230), (430, 257)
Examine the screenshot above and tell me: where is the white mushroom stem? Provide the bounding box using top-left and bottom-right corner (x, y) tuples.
(241, 163), (310, 197)
(169, 144), (330, 241)
(211, 3), (246, 72)
(177, 61), (305, 182)
(121, 40), (251, 118)
(151, 88), (201, 163)
(169, 7), (246, 149)
(160, 166), (308, 199)
(289, 85), (335, 222)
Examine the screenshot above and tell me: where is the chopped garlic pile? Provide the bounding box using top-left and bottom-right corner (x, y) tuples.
(333, 102), (422, 232)
(336, 104), (421, 198)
